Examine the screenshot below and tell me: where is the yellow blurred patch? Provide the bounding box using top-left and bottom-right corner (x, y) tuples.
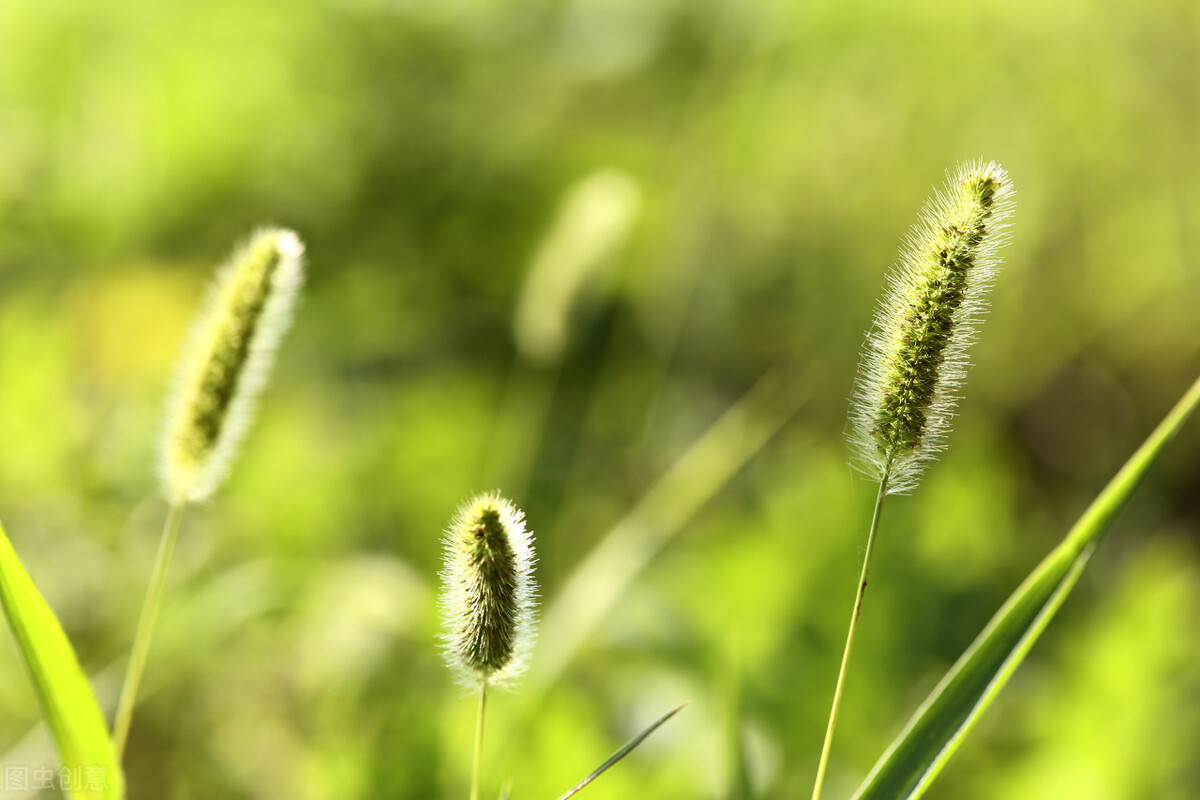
(65, 263), (203, 388)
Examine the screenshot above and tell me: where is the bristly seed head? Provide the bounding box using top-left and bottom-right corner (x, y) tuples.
(161, 228), (305, 503)
(850, 161), (1014, 493)
(440, 492), (538, 687)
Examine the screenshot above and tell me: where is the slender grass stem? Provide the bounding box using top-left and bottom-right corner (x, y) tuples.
(471, 681), (488, 800)
(812, 474), (889, 800)
(112, 499), (187, 760)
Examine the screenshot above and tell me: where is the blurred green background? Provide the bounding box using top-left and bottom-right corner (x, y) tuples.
(1, 0), (1198, 798)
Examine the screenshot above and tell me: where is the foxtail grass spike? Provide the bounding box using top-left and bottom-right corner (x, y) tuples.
(513, 168), (641, 365)
(440, 492), (538, 687)
(851, 161), (1014, 493)
(160, 228), (305, 502)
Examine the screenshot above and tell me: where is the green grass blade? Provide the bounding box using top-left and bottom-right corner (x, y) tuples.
(533, 366), (806, 691)
(554, 702), (688, 800)
(853, 374), (1200, 800)
(0, 520), (125, 800)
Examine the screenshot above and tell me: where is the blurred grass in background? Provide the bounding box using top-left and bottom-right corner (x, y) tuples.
(1, 0), (1198, 798)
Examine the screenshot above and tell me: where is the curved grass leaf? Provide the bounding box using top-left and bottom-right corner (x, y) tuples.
(853, 374), (1200, 800)
(0, 520), (125, 799)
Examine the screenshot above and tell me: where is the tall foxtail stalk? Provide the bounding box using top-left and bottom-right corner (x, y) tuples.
(439, 493), (538, 800)
(813, 163), (1014, 800)
(113, 228), (305, 758)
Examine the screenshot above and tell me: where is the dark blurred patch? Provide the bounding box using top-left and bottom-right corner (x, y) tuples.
(1012, 358), (1139, 484)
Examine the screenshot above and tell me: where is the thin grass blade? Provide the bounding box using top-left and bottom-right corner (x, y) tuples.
(853, 374), (1200, 800)
(0, 520), (125, 799)
(533, 365), (806, 691)
(555, 702), (688, 800)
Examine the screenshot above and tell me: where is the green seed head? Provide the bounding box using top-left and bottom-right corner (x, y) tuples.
(851, 162), (1014, 493)
(161, 228), (305, 502)
(512, 168), (641, 365)
(440, 493), (538, 687)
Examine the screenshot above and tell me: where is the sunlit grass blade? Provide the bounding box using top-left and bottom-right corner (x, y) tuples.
(532, 365), (807, 691)
(554, 702), (688, 800)
(0, 520), (125, 799)
(853, 373), (1200, 800)
(727, 682), (757, 800)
